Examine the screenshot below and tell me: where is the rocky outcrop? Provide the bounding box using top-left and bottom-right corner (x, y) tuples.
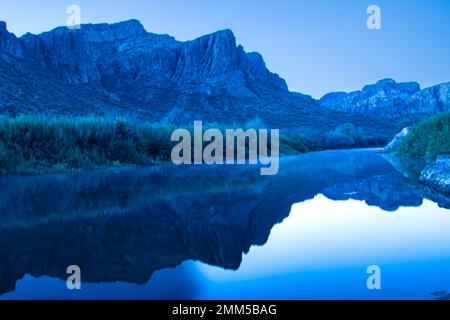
(419, 156), (450, 194)
(16, 20), (287, 98)
(19, 20), (149, 84)
(0, 21), (23, 58)
(83, 19), (146, 42)
(1, 19), (449, 126)
(319, 78), (450, 118)
(172, 29), (287, 96)
(21, 29), (100, 84)
(0, 19), (289, 95)
(1, 19), (401, 135)
(384, 127), (411, 153)
(408, 82), (450, 115)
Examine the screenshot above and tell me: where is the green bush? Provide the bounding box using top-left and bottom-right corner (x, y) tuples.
(396, 112), (450, 159)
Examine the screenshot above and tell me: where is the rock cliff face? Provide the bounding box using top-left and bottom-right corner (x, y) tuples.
(408, 82), (450, 115)
(0, 22), (23, 58)
(0, 19), (447, 136)
(319, 79), (450, 118)
(1, 19), (402, 136)
(17, 20), (287, 99)
(2, 20), (450, 122)
(21, 29), (100, 84)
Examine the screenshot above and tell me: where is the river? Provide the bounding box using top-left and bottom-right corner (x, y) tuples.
(0, 149), (449, 299)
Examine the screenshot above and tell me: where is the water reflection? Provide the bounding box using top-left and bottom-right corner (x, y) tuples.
(432, 291), (450, 300)
(0, 149), (448, 298)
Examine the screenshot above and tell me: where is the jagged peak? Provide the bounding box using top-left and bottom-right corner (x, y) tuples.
(376, 78), (397, 85)
(110, 19), (144, 29)
(191, 28), (236, 45)
(20, 19), (147, 43)
(81, 19), (146, 34)
(81, 19), (147, 42)
(0, 21), (24, 58)
(0, 21), (7, 31)
(210, 28), (235, 37)
(320, 79), (422, 101)
(362, 78), (420, 94)
(0, 21), (15, 37)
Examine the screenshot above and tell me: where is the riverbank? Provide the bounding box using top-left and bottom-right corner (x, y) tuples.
(0, 115), (347, 175)
(0, 116), (175, 175)
(385, 112), (450, 195)
(420, 156), (450, 194)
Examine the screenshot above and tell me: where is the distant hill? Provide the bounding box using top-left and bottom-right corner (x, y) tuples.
(319, 78), (450, 119)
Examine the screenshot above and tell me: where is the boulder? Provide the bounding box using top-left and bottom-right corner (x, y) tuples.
(420, 155), (450, 194)
(384, 127), (411, 153)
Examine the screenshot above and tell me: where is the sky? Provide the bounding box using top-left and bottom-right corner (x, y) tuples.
(1, 0), (449, 98)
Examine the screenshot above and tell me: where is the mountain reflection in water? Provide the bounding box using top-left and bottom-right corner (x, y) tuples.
(0, 149), (448, 299)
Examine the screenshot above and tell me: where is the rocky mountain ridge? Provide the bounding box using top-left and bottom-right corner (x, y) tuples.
(1, 19), (402, 140)
(319, 78), (450, 118)
(3, 19), (287, 99)
(3, 20), (449, 120)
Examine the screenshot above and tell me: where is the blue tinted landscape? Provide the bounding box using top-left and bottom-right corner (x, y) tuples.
(0, 0), (449, 300)
(0, 149), (449, 299)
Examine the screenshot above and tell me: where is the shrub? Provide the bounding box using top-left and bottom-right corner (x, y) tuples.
(396, 112), (450, 159)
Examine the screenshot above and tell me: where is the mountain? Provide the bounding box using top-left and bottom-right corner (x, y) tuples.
(0, 20), (408, 142)
(319, 78), (450, 118)
(0, 21), (23, 57)
(1, 20), (295, 123)
(19, 20), (287, 96)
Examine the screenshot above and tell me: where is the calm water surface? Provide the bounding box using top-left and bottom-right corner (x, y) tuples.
(0, 149), (449, 300)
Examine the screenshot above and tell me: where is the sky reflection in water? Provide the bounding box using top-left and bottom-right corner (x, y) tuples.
(0, 150), (449, 300)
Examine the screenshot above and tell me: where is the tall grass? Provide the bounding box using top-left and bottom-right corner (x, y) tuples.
(0, 116), (175, 174)
(0, 115), (337, 174)
(396, 112), (450, 159)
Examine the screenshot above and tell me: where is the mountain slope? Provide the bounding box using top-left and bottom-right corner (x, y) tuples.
(319, 78), (450, 119)
(19, 20), (288, 99)
(0, 20), (404, 143)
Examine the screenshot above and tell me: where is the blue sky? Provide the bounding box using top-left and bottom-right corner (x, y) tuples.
(1, 0), (449, 98)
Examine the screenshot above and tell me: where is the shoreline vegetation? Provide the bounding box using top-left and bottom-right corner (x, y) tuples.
(1, 112), (447, 176)
(0, 115), (392, 175)
(394, 112), (450, 195)
(0, 116), (174, 175)
(396, 112), (450, 160)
